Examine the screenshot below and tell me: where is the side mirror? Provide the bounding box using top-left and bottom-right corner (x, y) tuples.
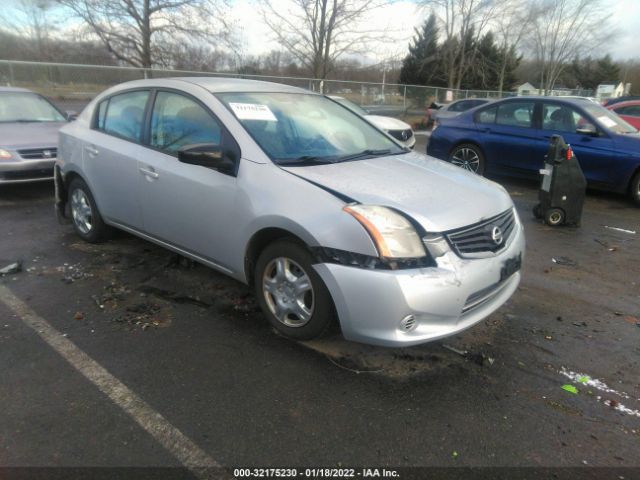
(65, 110), (78, 121)
(576, 124), (597, 136)
(178, 143), (236, 174)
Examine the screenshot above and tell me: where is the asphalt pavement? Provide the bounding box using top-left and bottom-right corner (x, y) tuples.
(1, 136), (639, 479)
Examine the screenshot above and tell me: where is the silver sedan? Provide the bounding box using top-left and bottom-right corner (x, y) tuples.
(0, 87), (70, 184)
(56, 78), (525, 347)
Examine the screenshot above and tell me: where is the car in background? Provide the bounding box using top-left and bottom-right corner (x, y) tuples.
(433, 98), (492, 122)
(602, 96), (640, 107)
(427, 96), (640, 205)
(607, 100), (640, 130)
(0, 87), (74, 184)
(56, 77), (524, 347)
(329, 96), (415, 149)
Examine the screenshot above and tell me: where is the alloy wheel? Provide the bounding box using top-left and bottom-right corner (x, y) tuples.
(262, 257), (314, 327)
(70, 188), (93, 235)
(451, 147), (480, 172)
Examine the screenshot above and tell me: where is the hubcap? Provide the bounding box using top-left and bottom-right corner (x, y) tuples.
(549, 212), (562, 224)
(70, 188), (93, 235)
(451, 147), (480, 173)
(262, 257), (314, 328)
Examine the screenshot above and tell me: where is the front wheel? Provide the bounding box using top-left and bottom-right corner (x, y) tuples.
(630, 171), (640, 206)
(254, 240), (335, 340)
(449, 144), (485, 175)
(68, 177), (113, 243)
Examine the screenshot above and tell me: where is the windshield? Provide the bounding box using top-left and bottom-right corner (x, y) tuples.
(0, 92), (66, 123)
(582, 103), (637, 134)
(332, 97), (369, 116)
(217, 92), (404, 164)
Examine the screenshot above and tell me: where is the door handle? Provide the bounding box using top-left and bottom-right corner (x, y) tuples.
(84, 145), (98, 157)
(139, 167), (159, 179)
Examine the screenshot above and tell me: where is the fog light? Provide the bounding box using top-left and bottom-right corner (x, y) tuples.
(399, 314), (417, 332)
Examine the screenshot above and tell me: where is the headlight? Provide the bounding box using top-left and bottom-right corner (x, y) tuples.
(343, 205), (426, 258)
(0, 148), (12, 159)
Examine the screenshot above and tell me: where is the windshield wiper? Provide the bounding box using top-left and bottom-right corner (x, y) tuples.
(334, 149), (393, 162)
(278, 155), (337, 166)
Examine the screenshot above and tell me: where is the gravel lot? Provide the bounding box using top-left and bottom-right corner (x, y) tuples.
(1, 135), (639, 478)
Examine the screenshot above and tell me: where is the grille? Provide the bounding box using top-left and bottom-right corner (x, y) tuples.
(388, 129), (413, 142)
(445, 209), (516, 258)
(17, 148), (57, 160)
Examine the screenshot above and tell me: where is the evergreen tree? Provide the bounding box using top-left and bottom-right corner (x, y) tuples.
(399, 13), (445, 101)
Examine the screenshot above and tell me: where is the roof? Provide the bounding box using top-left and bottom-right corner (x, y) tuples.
(501, 96), (594, 105)
(598, 81), (621, 87)
(0, 86), (33, 93)
(116, 77), (314, 94)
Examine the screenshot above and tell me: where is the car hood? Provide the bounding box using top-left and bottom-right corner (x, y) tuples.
(282, 152), (513, 232)
(0, 122), (66, 149)
(365, 115), (411, 131)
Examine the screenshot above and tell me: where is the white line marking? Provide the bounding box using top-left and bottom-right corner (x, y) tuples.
(0, 283), (226, 479)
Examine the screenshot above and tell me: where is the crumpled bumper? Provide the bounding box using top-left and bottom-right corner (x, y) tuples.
(314, 220), (525, 347)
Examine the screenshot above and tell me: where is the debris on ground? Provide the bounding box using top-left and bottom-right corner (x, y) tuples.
(603, 226), (636, 234)
(73, 311), (84, 321)
(623, 315), (638, 325)
(562, 384), (579, 394)
(552, 257), (577, 267)
(0, 261), (22, 275)
(442, 344), (467, 356)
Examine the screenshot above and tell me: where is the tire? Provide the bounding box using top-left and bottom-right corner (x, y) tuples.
(544, 208), (565, 226)
(68, 177), (113, 243)
(449, 143), (485, 175)
(630, 171), (640, 206)
(533, 204), (543, 219)
(254, 239), (335, 340)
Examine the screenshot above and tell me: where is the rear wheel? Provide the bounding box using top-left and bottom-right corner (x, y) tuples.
(254, 240), (334, 340)
(544, 208), (565, 226)
(68, 177), (113, 243)
(449, 143), (485, 175)
(630, 171), (640, 206)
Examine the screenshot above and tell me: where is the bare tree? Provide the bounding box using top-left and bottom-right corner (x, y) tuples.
(57, 0), (232, 68)
(261, 0), (390, 80)
(526, 0), (613, 94)
(0, 0), (63, 58)
(490, 0), (536, 93)
(422, 0), (497, 90)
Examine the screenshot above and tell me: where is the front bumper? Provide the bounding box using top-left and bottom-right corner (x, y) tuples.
(314, 219), (525, 347)
(0, 158), (55, 184)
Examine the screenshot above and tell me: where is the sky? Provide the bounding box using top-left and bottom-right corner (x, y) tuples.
(229, 0), (640, 64)
(2, 0), (639, 64)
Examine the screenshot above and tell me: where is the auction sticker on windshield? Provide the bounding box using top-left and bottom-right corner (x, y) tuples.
(229, 103), (278, 121)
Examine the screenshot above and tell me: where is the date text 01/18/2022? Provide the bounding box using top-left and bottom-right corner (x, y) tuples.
(233, 468), (400, 478)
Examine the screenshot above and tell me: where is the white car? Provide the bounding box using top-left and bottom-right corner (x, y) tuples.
(329, 96), (416, 149)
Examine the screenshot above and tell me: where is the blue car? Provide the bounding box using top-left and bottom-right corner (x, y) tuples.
(427, 97), (640, 205)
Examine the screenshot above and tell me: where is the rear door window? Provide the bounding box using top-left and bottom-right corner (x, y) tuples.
(476, 106), (497, 124)
(495, 102), (534, 128)
(99, 90), (150, 142)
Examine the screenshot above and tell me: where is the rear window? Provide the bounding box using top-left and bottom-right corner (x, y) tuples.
(615, 105), (640, 117)
(496, 102), (534, 128)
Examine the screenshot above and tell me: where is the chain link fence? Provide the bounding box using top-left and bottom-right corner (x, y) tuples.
(0, 59), (592, 124)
